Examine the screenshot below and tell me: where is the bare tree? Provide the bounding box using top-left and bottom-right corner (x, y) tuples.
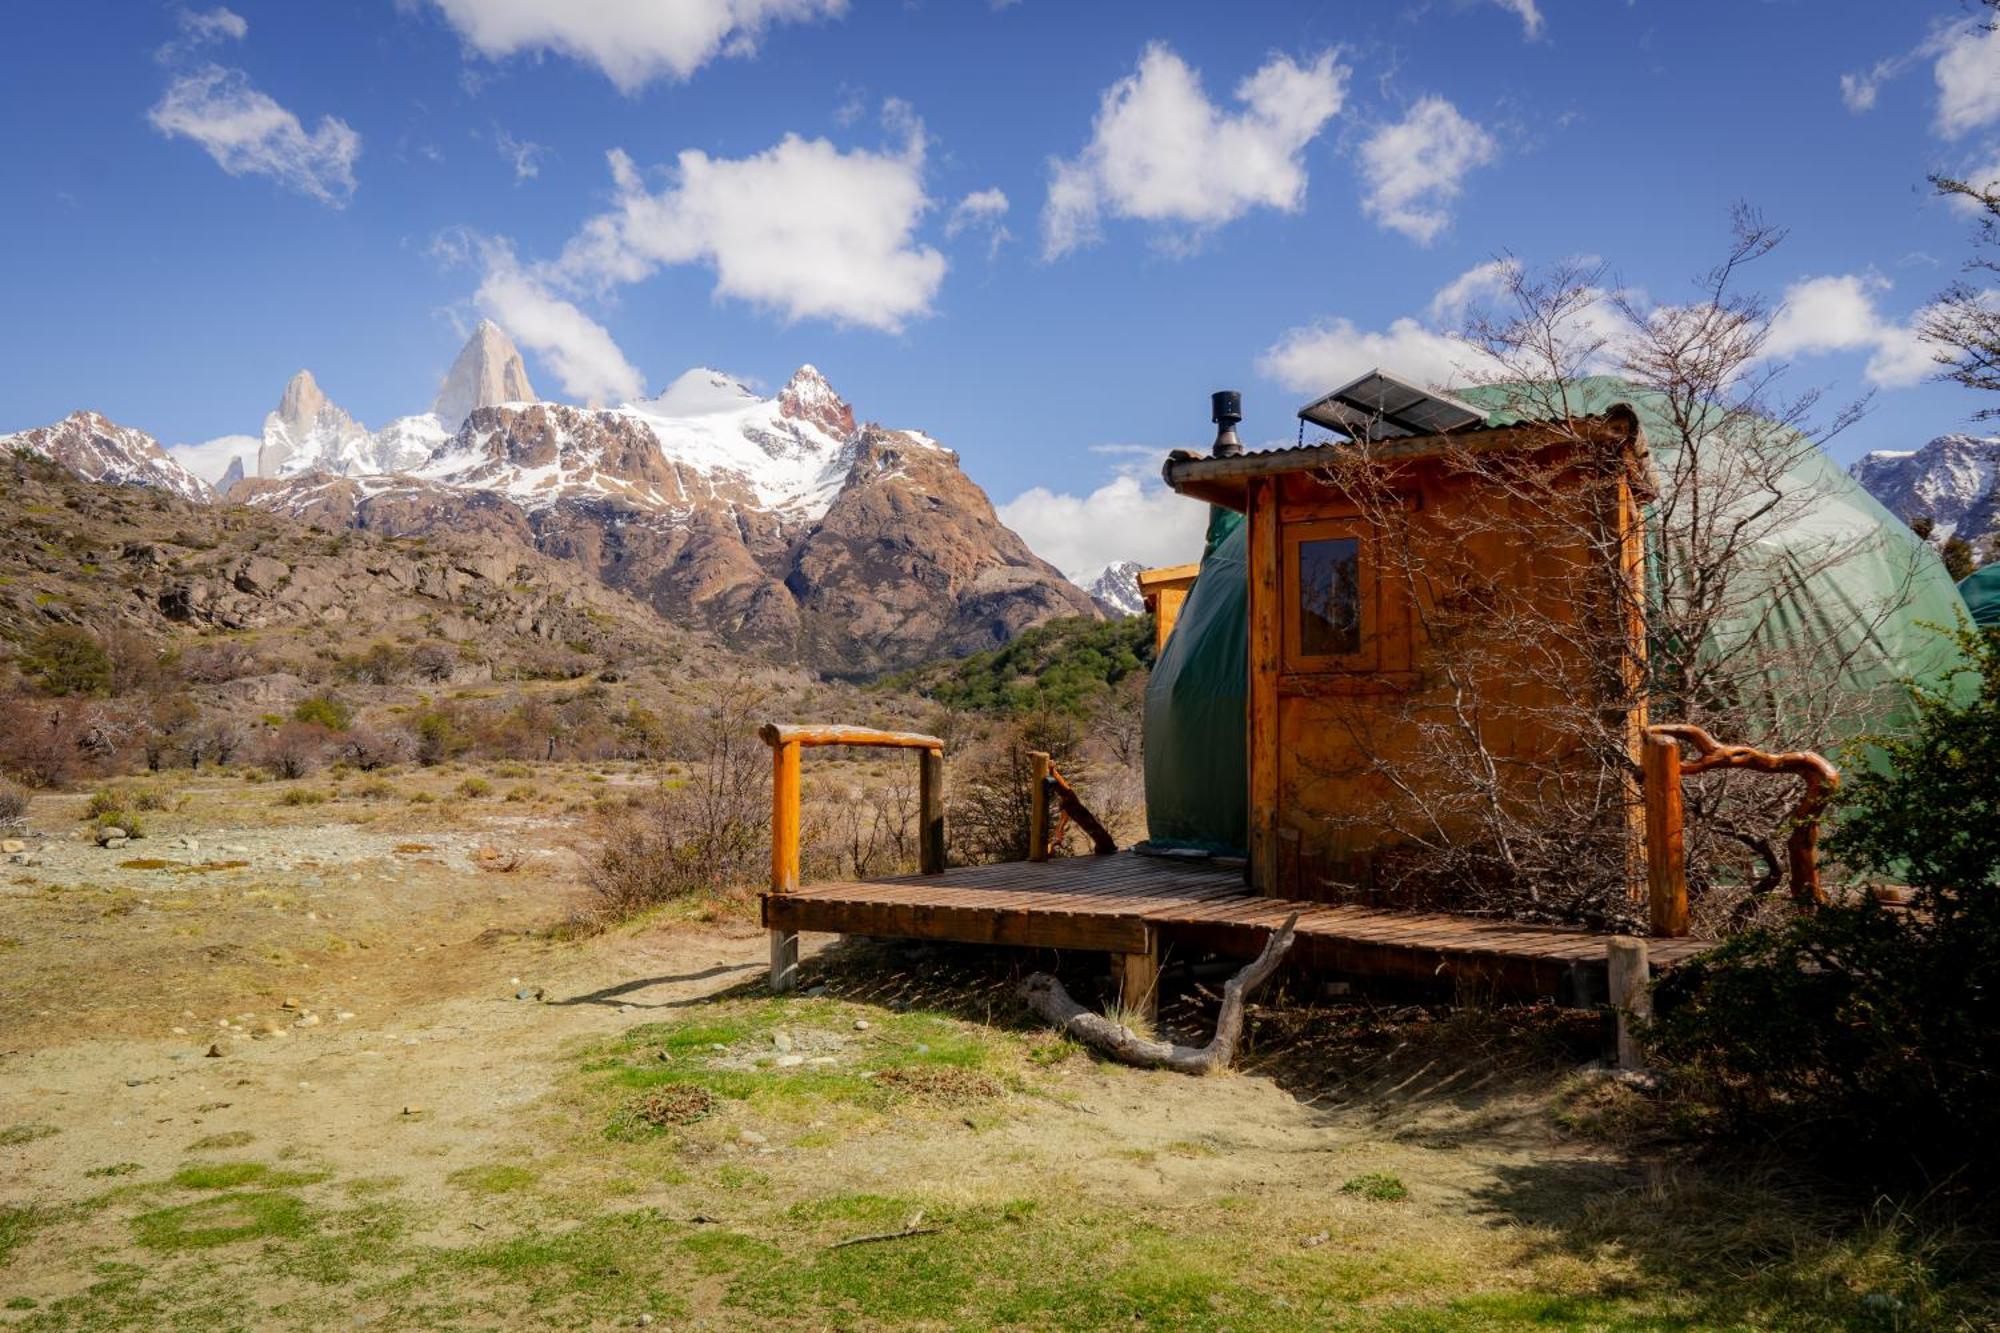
(1300, 213), (1935, 929)
(1923, 2), (2000, 415)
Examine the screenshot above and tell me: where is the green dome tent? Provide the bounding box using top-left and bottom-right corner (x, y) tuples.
(1960, 563), (2000, 628)
(1141, 377), (1971, 854)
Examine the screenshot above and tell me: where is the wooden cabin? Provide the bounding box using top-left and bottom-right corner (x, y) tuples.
(1160, 373), (1654, 902)
(757, 374), (1849, 1021)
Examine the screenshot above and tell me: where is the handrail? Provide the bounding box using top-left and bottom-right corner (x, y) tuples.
(1642, 722), (1840, 937)
(761, 721), (947, 993)
(1027, 750), (1118, 860)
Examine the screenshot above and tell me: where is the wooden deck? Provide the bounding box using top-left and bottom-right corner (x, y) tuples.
(763, 852), (1712, 1000)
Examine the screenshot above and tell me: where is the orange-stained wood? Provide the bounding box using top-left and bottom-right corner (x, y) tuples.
(1247, 477), (1282, 894)
(771, 739), (801, 895)
(1027, 750), (1051, 864)
(1136, 562), (1200, 655)
(1641, 732), (1688, 937)
(919, 746), (945, 875)
(759, 723), (943, 751)
(1649, 723), (1840, 909)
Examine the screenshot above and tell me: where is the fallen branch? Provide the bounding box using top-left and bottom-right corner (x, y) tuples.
(827, 1212), (939, 1249)
(1018, 914), (1299, 1074)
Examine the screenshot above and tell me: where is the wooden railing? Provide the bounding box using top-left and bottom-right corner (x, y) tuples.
(1026, 750), (1118, 861)
(760, 723), (946, 992)
(1641, 723), (1840, 937)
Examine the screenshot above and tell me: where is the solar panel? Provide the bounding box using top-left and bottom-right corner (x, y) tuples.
(1296, 369), (1485, 441)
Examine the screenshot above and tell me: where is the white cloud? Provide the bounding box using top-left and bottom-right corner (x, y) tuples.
(471, 240), (645, 405)
(550, 107), (944, 332)
(1764, 273), (1935, 389)
(1040, 43), (1348, 259)
(177, 6), (247, 43)
(945, 187), (1011, 257)
(1935, 16), (2000, 138)
(1492, 0), (1544, 40)
(1357, 96), (1497, 244)
(998, 470), (1210, 583)
(167, 433), (259, 485)
(149, 65), (360, 205)
(424, 0), (846, 93)
(1840, 16), (2000, 138)
(495, 126), (547, 181)
(1259, 315), (1498, 395)
(1427, 256), (1519, 322)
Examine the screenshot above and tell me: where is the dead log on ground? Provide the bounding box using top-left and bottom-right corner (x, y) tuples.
(1017, 914), (1298, 1074)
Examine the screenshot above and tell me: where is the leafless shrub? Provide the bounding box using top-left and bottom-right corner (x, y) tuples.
(0, 782), (27, 826)
(949, 711), (1088, 865)
(259, 721), (330, 780)
(339, 727), (411, 772)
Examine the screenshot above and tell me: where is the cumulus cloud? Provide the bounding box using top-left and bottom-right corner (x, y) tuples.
(1934, 16), (2000, 138)
(550, 106), (945, 331)
(167, 433), (260, 485)
(1357, 96), (1497, 244)
(1427, 257), (1520, 322)
(468, 239), (646, 405)
(1492, 0), (1544, 40)
(1763, 273), (1936, 389)
(1840, 15), (2000, 138)
(176, 6), (247, 43)
(149, 65), (361, 205)
(998, 468), (1211, 584)
(424, 0), (846, 93)
(1040, 43), (1348, 259)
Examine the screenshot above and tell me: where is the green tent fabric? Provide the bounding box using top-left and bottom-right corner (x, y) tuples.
(1140, 376), (1972, 854)
(1961, 564), (2000, 628)
(1140, 509), (1247, 854)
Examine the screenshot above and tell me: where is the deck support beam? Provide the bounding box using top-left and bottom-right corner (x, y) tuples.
(1112, 931), (1160, 1025)
(1641, 732), (1689, 938)
(920, 747), (945, 876)
(1027, 750), (1051, 863)
(769, 737), (802, 992)
(1607, 936), (1650, 1071)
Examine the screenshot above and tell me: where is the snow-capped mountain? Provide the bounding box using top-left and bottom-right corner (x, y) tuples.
(5, 320), (1100, 671)
(1086, 561), (1146, 617)
(1851, 433), (2000, 556)
(2, 410), (213, 503)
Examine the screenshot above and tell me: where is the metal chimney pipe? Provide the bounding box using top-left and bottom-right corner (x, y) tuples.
(1211, 390), (1243, 458)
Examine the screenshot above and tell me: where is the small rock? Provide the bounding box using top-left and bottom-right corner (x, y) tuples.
(281, 997), (301, 1010)
(335, 1011), (356, 1022)
(617, 1004), (635, 1014)
(401, 1104), (423, 1116)
(515, 987), (544, 1002)
(204, 1044), (222, 1058)
(96, 827), (127, 846)
(807, 1056), (837, 1067)
(170, 1026), (188, 1036)
(774, 1054), (805, 1068)
(0, 839), (23, 854)
(1300, 1230), (1330, 1248)
(801, 984), (827, 998)
(295, 1013), (321, 1028)
(638, 1317), (654, 1328)
(852, 1020), (871, 1032)
(738, 1129), (768, 1145)
(106, 836), (129, 850)
(771, 1031), (793, 1053)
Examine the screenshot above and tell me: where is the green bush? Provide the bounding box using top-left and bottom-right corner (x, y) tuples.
(1652, 626), (2000, 1186)
(292, 693), (352, 732)
(21, 626), (111, 696)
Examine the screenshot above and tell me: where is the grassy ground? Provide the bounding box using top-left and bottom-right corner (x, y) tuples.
(1, 771), (1993, 1329)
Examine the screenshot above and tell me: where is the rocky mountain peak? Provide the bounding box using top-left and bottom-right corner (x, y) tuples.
(276, 370), (327, 433)
(433, 320), (536, 429)
(777, 364), (856, 439)
(1852, 433), (2000, 551)
(1, 409), (213, 503)
(1086, 561), (1147, 617)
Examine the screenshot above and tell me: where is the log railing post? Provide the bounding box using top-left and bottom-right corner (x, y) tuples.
(1642, 731), (1689, 938)
(1606, 936), (1651, 1071)
(1027, 750), (1051, 863)
(919, 746), (945, 876)
(769, 736), (802, 991)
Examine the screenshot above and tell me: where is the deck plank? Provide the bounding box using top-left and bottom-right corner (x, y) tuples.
(765, 852), (1709, 994)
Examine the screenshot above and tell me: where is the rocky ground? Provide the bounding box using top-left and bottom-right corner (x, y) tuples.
(0, 767), (1973, 1329)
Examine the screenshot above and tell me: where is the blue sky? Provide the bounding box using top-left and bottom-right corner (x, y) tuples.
(3, 0), (1997, 577)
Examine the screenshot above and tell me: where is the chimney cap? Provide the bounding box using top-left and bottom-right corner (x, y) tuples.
(1211, 389), (1243, 457)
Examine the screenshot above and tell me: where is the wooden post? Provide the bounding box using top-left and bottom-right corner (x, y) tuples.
(769, 738), (801, 992)
(1642, 731), (1689, 938)
(1246, 477), (1281, 894)
(1606, 936), (1650, 1071)
(1027, 750), (1051, 862)
(919, 746), (945, 875)
(1112, 932), (1160, 1028)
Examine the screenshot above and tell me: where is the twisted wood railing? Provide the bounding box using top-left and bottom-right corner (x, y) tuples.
(1642, 723), (1840, 937)
(760, 723), (946, 991)
(1026, 750), (1118, 860)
